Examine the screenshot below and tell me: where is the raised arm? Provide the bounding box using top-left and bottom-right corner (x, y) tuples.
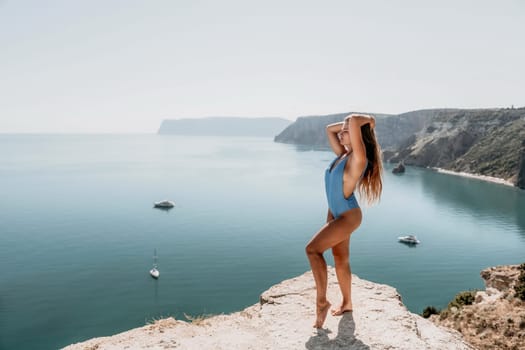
(325, 121), (346, 156)
(344, 114), (375, 184)
(345, 114), (374, 161)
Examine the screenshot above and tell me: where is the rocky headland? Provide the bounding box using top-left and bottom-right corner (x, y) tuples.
(429, 263), (525, 350)
(274, 108), (525, 189)
(63, 267), (474, 350)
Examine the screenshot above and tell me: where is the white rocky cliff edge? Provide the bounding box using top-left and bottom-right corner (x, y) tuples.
(64, 267), (474, 349)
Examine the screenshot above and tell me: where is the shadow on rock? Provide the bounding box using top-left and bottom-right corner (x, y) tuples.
(305, 312), (370, 350)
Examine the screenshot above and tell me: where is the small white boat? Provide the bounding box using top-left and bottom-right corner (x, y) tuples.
(150, 249), (160, 279)
(398, 235), (420, 244)
(153, 200), (175, 208)
(150, 267), (159, 279)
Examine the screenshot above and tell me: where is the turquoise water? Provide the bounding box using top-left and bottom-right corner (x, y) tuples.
(1, 134), (524, 350)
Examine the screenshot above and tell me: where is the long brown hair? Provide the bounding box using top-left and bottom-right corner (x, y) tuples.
(358, 124), (383, 205)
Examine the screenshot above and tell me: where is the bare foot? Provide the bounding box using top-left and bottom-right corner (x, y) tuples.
(331, 303), (353, 316)
(313, 301), (331, 328)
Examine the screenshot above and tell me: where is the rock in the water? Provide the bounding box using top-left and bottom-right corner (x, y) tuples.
(392, 162), (406, 174)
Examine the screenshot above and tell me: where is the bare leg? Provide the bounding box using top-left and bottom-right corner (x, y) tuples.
(305, 249), (331, 328)
(331, 238), (354, 315)
(305, 208), (361, 328)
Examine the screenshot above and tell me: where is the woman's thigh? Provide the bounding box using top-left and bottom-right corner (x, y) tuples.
(331, 238), (349, 261)
(307, 208), (362, 253)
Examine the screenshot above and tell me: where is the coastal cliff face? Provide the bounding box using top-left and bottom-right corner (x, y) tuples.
(517, 142), (525, 189)
(388, 109), (525, 187)
(430, 264), (525, 350)
(274, 108), (525, 188)
(64, 267), (474, 350)
(274, 112), (397, 149)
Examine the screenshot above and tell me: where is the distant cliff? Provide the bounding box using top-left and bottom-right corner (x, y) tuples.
(274, 108), (525, 189)
(158, 117), (292, 137)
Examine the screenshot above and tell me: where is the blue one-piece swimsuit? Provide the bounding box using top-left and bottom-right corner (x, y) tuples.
(325, 154), (364, 218)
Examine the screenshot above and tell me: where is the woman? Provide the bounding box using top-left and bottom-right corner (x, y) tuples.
(305, 113), (383, 329)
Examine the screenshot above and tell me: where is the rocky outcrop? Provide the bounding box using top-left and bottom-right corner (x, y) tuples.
(64, 267), (474, 350)
(158, 117), (292, 136)
(431, 264), (525, 350)
(392, 162), (406, 174)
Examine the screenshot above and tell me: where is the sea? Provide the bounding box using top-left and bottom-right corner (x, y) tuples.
(1, 134), (524, 350)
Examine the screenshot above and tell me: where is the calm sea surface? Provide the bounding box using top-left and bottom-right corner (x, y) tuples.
(1, 134), (524, 350)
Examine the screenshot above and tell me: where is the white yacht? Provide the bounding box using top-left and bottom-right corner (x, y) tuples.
(153, 200), (175, 208)
(398, 235), (420, 244)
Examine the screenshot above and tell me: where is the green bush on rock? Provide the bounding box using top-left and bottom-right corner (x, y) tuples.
(448, 291), (477, 309)
(437, 290), (478, 320)
(422, 306), (440, 318)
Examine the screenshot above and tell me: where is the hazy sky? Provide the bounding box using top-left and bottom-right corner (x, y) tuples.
(1, 0), (524, 133)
